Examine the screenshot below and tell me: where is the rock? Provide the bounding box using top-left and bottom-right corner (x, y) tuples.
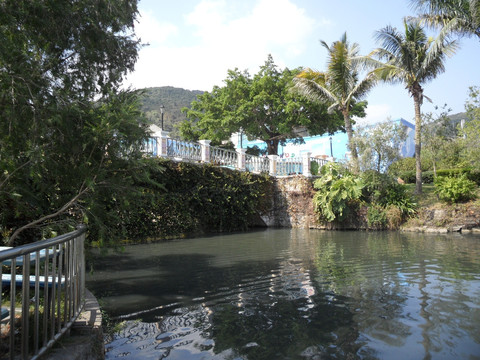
(450, 225), (463, 233)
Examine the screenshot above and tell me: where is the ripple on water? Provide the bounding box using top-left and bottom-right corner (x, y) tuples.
(106, 306), (228, 360)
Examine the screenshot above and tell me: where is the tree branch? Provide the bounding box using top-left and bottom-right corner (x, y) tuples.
(7, 184), (90, 246)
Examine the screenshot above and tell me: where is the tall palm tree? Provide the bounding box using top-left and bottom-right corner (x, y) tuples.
(368, 21), (457, 194)
(293, 33), (376, 173)
(410, 0), (480, 39)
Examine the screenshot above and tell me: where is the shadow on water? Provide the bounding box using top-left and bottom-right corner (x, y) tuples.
(211, 294), (359, 359)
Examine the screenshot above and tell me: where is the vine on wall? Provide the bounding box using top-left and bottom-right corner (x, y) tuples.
(115, 159), (273, 242)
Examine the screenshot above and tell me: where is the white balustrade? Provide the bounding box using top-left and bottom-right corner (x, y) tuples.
(245, 154), (269, 173)
(145, 136), (333, 177)
(276, 158), (303, 176)
(311, 157), (330, 168)
(166, 138), (202, 161)
(210, 146), (238, 168)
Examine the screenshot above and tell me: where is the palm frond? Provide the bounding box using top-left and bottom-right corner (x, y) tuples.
(293, 70), (337, 105)
(410, 0), (480, 38)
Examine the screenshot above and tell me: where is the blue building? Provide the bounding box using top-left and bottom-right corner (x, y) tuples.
(233, 118), (415, 161)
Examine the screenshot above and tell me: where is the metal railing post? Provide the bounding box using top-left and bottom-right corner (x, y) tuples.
(0, 226), (87, 359)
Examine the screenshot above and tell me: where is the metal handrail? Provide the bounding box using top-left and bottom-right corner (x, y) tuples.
(0, 226), (86, 360)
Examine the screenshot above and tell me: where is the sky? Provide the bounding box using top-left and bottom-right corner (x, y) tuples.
(124, 0), (480, 126)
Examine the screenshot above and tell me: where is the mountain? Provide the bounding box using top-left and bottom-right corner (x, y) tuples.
(137, 86), (204, 136)
(448, 111), (467, 124)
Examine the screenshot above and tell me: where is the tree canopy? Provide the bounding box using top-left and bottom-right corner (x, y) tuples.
(459, 86), (480, 168)
(353, 121), (407, 173)
(0, 0), (150, 245)
(180, 55), (362, 155)
(410, 0), (480, 39)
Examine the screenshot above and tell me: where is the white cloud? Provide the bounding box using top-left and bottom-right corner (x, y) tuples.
(125, 0), (319, 91)
(354, 104), (392, 126)
(135, 10), (177, 46)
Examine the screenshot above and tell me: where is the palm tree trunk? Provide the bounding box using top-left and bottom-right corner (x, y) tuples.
(343, 110), (359, 173)
(413, 95), (423, 195)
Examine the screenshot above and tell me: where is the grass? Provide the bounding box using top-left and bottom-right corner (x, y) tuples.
(404, 183), (438, 208)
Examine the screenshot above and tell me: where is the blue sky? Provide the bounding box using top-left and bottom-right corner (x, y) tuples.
(124, 0), (480, 125)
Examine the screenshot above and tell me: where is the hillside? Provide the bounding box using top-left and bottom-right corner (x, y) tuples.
(137, 86), (204, 136)
(448, 111), (468, 129)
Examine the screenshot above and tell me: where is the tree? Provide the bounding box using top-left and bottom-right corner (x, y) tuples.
(459, 86), (480, 167)
(0, 0), (148, 245)
(181, 55), (350, 155)
(354, 121), (407, 173)
(293, 33), (377, 173)
(421, 104), (466, 174)
(410, 0), (480, 39)
(367, 21), (458, 194)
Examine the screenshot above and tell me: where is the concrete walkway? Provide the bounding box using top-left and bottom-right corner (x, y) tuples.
(45, 289), (104, 360)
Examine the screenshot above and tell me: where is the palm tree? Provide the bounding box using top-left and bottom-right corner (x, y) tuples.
(293, 33), (376, 173)
(368, 21), (457, 194)
(410, 0), (480, 39)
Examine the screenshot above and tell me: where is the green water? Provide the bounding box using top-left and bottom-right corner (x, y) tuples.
(86, 229), (480, 359)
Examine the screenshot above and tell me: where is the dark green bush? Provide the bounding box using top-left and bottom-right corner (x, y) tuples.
(398, 170), (416, 184)
(422, 171), (435, 184)
(98, 159), (273, 242)
(467, 168), (480, 185)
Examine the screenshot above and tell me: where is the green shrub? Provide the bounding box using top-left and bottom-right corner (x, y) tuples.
(422, 171), (433, 184)
(467, 168), (480, 185)
(361, 170), (396, 204)
(360, 170), (417, 218)
(434, 174), (477, 203)
(313, 163), (364, 222)
(384, 185), (417, 218)
(310, 161), (319, 176)
(398, 170), (416, 184)
(388, 157), (416, 177)
(410, 168), (479, 185)
(367, 204), (387, 229)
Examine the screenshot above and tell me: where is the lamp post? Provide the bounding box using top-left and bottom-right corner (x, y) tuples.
(329, 136), (333, 157)
(160, 105), (165, 130)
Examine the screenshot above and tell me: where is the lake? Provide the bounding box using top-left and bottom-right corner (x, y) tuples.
(86, 229), (480, 359)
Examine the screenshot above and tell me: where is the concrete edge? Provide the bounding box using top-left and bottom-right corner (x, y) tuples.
(45, 288), (104, 360)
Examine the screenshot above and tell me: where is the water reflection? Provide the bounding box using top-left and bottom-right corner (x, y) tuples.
(87, 229), (480, 359)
